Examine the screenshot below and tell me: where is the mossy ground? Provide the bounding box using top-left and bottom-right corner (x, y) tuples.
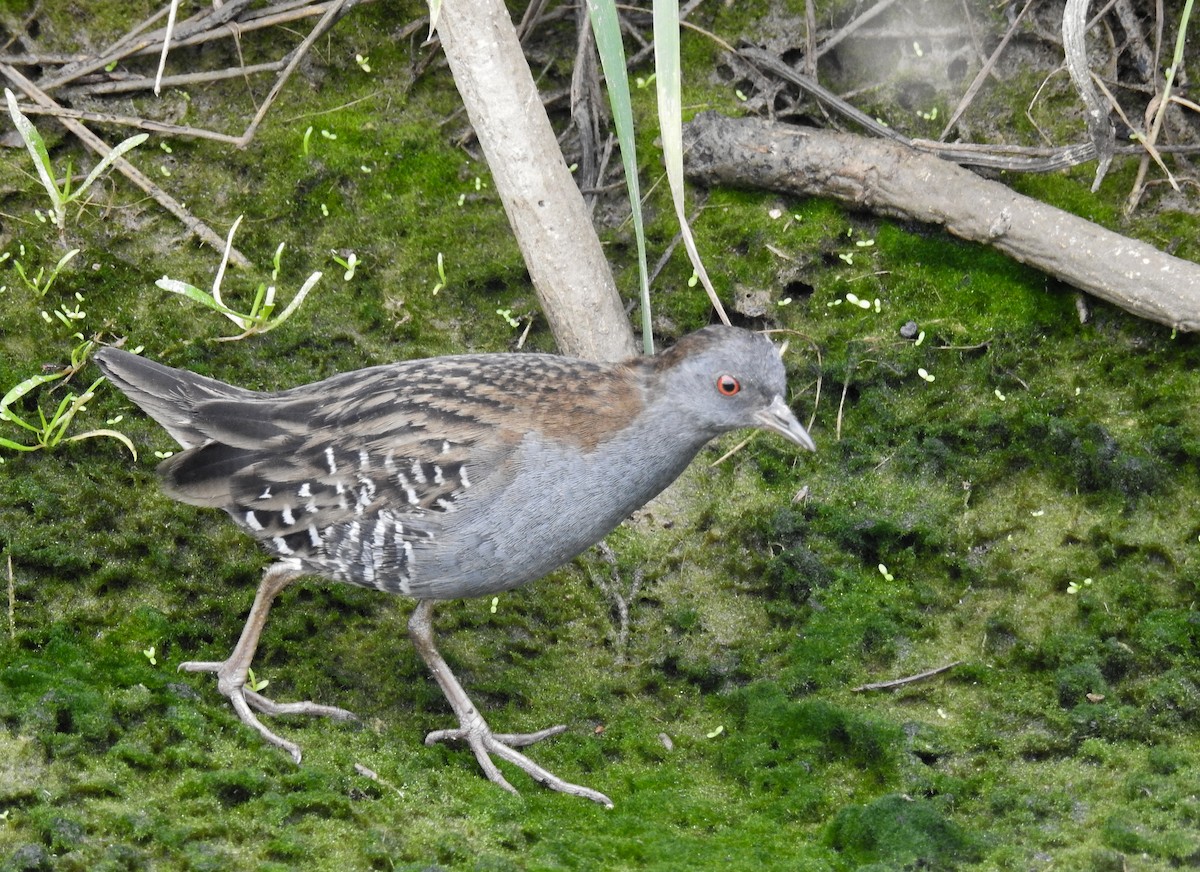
(2, 1), (1199, 870)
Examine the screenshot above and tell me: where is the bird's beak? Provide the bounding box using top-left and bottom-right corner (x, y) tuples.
(755, 396), (816, 451)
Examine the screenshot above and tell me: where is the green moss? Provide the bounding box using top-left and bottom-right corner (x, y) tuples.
(826, 793), (982, 869)
(3, 1), (1200, 870)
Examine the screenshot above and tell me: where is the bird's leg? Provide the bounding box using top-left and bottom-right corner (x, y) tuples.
(180, 562), (357, 763)
(408, 600), (613, 807)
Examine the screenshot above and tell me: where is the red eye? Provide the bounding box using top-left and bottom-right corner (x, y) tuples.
(716, 374), (740, 396)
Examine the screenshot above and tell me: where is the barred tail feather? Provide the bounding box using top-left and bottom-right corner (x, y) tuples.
(94, 348), (253, 448)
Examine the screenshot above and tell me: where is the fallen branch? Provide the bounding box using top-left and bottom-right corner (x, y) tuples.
(683, 112), (1200, 333)
(851, 661), (962, 692)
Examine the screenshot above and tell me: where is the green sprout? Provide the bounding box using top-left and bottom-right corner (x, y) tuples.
(431, 252), (446, 295)
(0, 340), (137, 458)
(1067, 578), (1094, 595)
(157, 215), (322, 342)
(330, 250), (358, 281)
(246, 668), (269, 693)
(11, 246), (79, 297)
(496, 308), (519, 328)
(5, 89), (148, 231)
(302, 125), (314, 157)
(41, 291), (87, 329)
(142, 646), (157, 665)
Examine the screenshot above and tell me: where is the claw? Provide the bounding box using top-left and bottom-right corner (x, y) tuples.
(409, 600), (613, 807)
(180, 565), (356, 763)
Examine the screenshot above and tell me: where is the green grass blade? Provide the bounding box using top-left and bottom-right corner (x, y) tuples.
(0, 435), (39, 451)
(265, 271), (323, 330)
(1, 372), (65, 433)
(68, 429), (138, 461)
(156, 277), (249, 326)
(652, 0), (728, 325)
(5, 88), (63, 216)
(588, 0), (654, 354)
(427, 0), (443, 39)
(76, 133), (149, 199)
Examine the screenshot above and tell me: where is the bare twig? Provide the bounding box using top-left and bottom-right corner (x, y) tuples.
(739, 47), (908, 145)
(803, 0), (817, 78)
(685, 113), (1200, 333)
(1112, 0), (1157, 81)
(353, 763), (405, 796)
(234, 0), (354, 147)
(1125, 0), (1190, 213)
(1062, 0), (1116, 190)
(17, 103), (252, 145)
(1, 63), (249, 266)
(940, 0), (1038, 141)
(815, 0), (903, 61)
(59, 61), (286, 98)
(741, 45), (1188, 176)
(38, 0), (256, 91)
(852, 661), (963, 692)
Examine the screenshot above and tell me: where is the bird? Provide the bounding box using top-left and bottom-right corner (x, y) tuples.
(94, 325), (814, 806)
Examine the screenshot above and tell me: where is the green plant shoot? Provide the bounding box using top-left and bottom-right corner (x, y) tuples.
(157, 215), (322, 342)
(0, 343), (137, 458)
(4, 88), (148, 231)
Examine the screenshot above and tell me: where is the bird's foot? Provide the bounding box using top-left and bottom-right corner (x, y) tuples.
(180, 659), (357, 764)
(425, 719), (612, 807)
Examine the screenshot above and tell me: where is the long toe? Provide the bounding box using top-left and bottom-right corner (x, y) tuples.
(481, 732), (612, 807)
(243, 689), (358, 722)
(225, 684), (305, 764)
(426, 723), (566, 748)
(427, 724), (612, 807)
(178, 659), (224, 673)
(180, 658), (353, 764)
